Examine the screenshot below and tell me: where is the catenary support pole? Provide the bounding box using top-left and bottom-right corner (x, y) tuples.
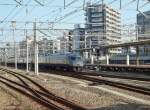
(13, 29), (17, 70)
(15, 44), (17, 70)
(4, 48), (7, 67)
(26, 29), (29, 73)
(34, 22), (39, 75)
(36, 45), (39, 73)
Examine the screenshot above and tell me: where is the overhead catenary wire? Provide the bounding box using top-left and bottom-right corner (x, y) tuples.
(108, 0), (118, 5)
(0, 0), (149, 43)
(38, 0), (92, 25)
(0, 3), (39, 6)
(0, 0), (32, 29)
(65, 0), (80, 8)
(13, 0), (22, 5)
(139, 1), (150, 9)
(2, 0), (34, 43)
(56, 8), (83, 22)
(0, 3), (83, 8)
(37, 0), (97, 32)
(121, 0), (137, 9)
(8, 0), (32, 20)
(33, 0), (44, 6)
(0, 6), (18, 24)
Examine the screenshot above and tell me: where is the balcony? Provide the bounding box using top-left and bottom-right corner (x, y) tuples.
(91, 18), (103, 22)
(92, 23), (104, 27)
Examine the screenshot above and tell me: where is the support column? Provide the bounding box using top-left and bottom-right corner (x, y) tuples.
(4, 48), (7, 67)
(91, 48), (96, 64)
(89, 37), (92, 62)
(106, 54), (109, 65)
(36, 44), (39, 74)
(126, 47), (130, 66)
(106, 49), (109, 65)
(15, 44), (17, 69)
(89, 49), (91, 63)
(34, 22), (39, 75)
(13, 29), (17, 70)
(136, 46), (140, 65)
(26, 30), (29, 73)
(0, 50), (2, 66)
(91, 55), (94, 64)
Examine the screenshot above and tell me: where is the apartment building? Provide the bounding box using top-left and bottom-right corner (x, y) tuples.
(85, 3), (121, 53)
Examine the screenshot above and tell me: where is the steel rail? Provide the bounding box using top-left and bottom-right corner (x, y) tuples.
(0, 68), (88, 110)
(0, 79), (64, 110)
(48, 71), (150, 96)
(75, 71), (150, 82)
(50, 69), (150, 82)
(0, 74), (77, 109)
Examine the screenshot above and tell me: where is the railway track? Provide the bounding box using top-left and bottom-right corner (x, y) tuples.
(0, 68), (88, 110)
(48, 70), (150, 96)
(1, 67), (150, 108)
(77, 71), (150, 82)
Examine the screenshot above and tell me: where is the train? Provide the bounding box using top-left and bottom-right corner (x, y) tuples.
(109, 54), (150, 65)
(2, 52), (150, 73)
(5, 52), (84, 71)
(39, 53), (84, 71)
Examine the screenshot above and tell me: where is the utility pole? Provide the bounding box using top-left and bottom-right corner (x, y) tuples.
(34, 22), (39, 75)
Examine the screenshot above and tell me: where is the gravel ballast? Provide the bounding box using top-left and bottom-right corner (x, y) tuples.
(1, 67), (150, 110)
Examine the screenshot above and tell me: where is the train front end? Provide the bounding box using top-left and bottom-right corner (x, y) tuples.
(69, 54), (84, 71)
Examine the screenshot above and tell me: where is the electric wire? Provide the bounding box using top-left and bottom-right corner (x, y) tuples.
(0, 6), (18, 24)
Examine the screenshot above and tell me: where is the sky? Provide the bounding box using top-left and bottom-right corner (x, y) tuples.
(0, 0), (149, 42)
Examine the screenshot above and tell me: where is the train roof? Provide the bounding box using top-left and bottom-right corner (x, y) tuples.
(39, 52), (81, 57)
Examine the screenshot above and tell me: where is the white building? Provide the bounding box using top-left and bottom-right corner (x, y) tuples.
(85, 3), (121, 53)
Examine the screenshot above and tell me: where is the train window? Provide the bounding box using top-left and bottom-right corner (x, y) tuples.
(76, 57), (81, 60)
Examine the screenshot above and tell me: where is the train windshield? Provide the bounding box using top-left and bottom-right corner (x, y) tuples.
(70, 56), (76, 60)
(70, 56), (82, 61)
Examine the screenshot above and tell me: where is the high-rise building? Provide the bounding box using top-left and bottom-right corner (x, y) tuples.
(85, 3), (121, 53)
(137, 10), (150, 41)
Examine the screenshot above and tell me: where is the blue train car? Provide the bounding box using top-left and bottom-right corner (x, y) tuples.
(38, 52), (84, 71)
